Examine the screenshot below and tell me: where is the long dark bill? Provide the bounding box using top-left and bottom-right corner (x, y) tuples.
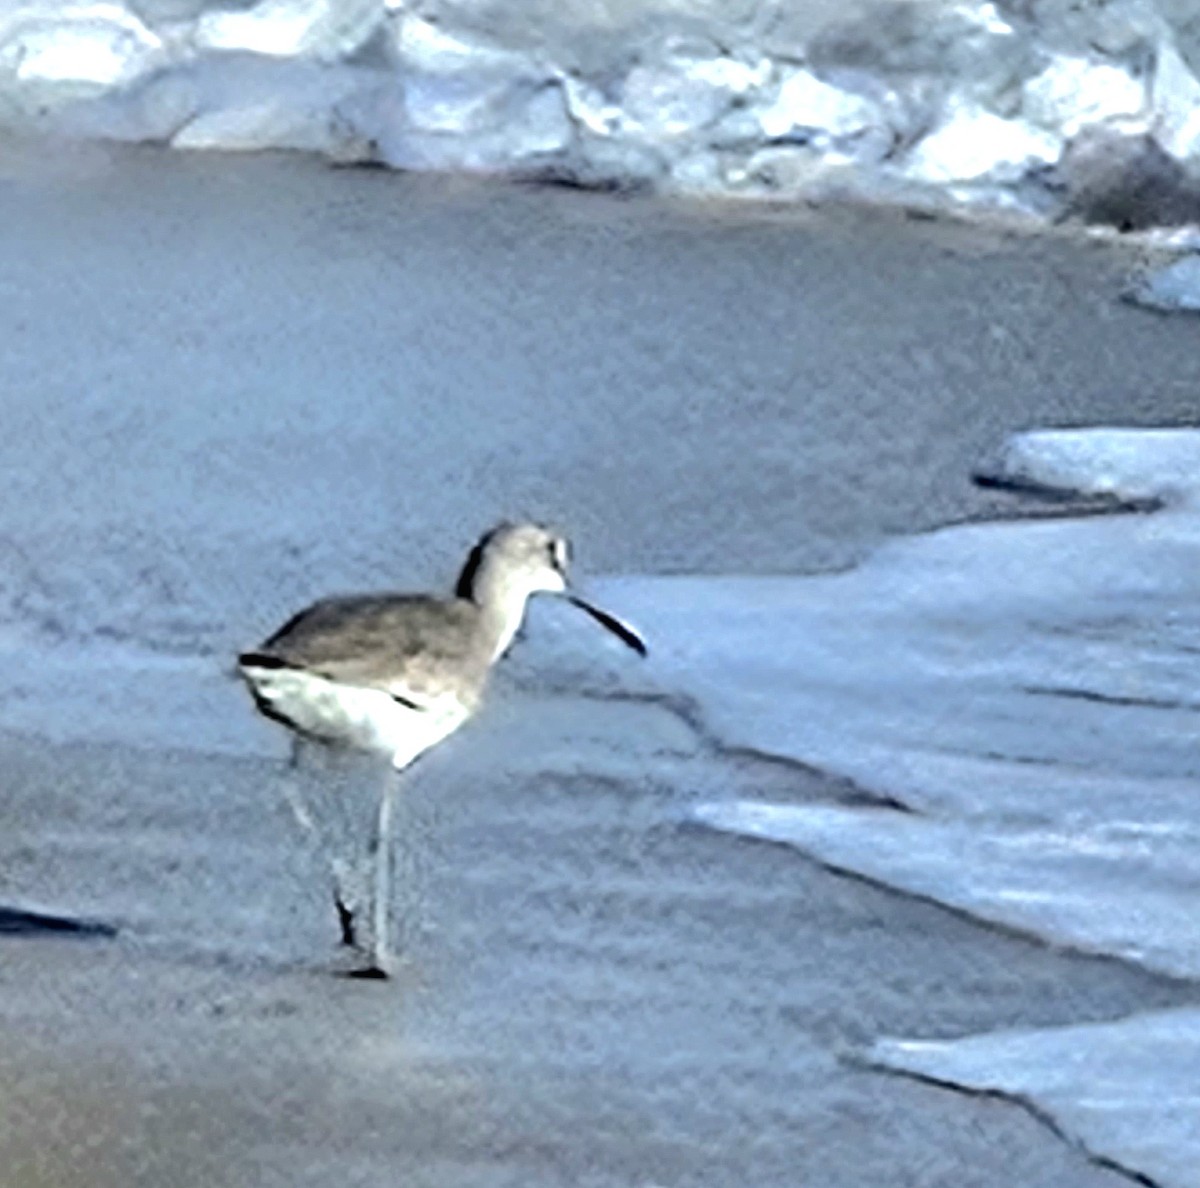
(568, 596), (648, 656)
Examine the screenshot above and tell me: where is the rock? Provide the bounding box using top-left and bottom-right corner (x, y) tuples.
(126, 0), (219, 21)
(732, 143), (826, 193)
(0, 2), (166, 107)
(389, 14), (525, 76)
(1150, 38), (1200, 163)
(6, 0), (1200, 226)
(622, 37), (768, 138)
(620, 64), (726, 138)
(193, 0), (383, 62)
(536, 135), (666, 192)
(807, 0), (1031, 113)
(374, 79), (573, 171)
(1021, 55), (1146, 137)
(666, 146), (726, 191)
(562, 73), (624, 137)
(756, 67), (883, 145)
(1056, 126), (1200, 228)
(619, 61), (727, 138)
(904, 100), (1060, 185)
(1123, 254), (1200, 312)
(370, 12), (573, 169)
(395, 0), (764, 67)
(1015, 0), (1170, 59)
(403, 70), (520, 136)
(55, 66), (200, 140)
(146, 56), (379, 155)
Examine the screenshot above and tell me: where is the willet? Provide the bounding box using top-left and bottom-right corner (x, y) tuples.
(238, 522), (646, 977)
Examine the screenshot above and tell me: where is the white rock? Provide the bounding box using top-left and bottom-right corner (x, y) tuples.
(733, 144), (825, 192)
(480, 79), (573, 156)
(620, 62), (727, 138)
(551, 135), (667, 190)
(0, 3), (164, 95)
(1124, 254), (1200, 315)
(757, 68), (881, 143)
(905, 102), (1060, 184)
(1041, 0), (1170, 59)
(387, 13), (558, 147)
(796, 0), (1024, 115)
(614, 37), (770, 140)
(147, 56), (375, 154)
(403, 70), (510, 135)
(1151, 39), (1200, 164)
(958, 0), (1015, 37)
(378, 80), (572, 170)
(562, 74), (622, 137)
(685, 52), (770, 97)
(1022, 55), (1145, 137)
(391, 14), (523, 74)
(403, 70), (566, 141)
(0, 0), (1192, 224)
(193, 0), (383, 62)
(173, 100), (332, 151)
(54, 68), (201, 141)
(667, 148), (727, 192)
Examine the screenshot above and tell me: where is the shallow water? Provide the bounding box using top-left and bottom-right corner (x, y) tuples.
(623, 429), (1200, 1187)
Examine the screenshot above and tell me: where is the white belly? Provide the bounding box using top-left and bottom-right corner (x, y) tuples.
(243, 666), (470, 769)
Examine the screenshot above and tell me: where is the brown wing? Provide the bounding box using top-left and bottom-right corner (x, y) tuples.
(241, 594), (486, 704)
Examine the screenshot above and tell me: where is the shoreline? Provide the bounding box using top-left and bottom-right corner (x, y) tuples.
(1, 723), (1188, 1188)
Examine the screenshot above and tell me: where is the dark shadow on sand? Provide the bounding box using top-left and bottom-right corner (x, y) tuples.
(0, 905), (117, 939)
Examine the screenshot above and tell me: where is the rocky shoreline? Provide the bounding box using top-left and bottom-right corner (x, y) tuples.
(7, 0), (1200, 227)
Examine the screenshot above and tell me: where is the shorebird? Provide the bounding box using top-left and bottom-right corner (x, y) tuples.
(238, 522), (646, 977)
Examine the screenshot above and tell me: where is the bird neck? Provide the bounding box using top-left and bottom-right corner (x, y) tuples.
(471, 565), (535, 662)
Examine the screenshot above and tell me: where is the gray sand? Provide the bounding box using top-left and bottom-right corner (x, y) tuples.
(1, 143), (1198, 609)
(0, 711), (1186, 1188)
(2, 145), (1199, 1186)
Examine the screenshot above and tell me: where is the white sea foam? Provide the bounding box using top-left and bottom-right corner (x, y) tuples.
(869, 1010), (1200, 1188)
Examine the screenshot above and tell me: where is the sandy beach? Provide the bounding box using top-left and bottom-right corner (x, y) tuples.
(2, 720), (1188, 1188)
(2, 144), (1199, 1186)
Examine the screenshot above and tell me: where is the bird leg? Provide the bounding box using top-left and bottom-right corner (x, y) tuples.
(351, 765), (400, 979)
(281, 739), (319, 835)
(282, 746), (407, 977)
(335, 890), (357, 948)
(330, 855), (367, 948)
(283, 741), (370, 953)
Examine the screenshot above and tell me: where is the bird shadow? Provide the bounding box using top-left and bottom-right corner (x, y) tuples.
(0, 904), (117, 939)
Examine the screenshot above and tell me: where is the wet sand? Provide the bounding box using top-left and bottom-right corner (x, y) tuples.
(1, 700), (1190, 1188)
(2, 145), (1200, 1186)
(0, 143), (1198, 607)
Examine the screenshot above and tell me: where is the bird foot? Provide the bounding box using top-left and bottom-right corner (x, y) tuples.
(329, 943), (394, 980)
